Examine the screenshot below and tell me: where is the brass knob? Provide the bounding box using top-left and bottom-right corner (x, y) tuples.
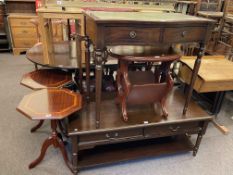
(181, 31), (187, 37)
(114, 133), (119, 137)
(129, 31), (137, 39)
(169, 126), (180, 132)
(105, 133), (110, 138)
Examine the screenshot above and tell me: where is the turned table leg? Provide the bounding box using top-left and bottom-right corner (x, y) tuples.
(85, 38), (91, 101)
(193, 121), (209, 156)
(71, 136), (79, 175)
(94, 48), (107, 128)
(29, 120), (72, 172)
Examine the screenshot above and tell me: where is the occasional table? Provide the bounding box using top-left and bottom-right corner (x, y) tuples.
(17, 89), (82, 172)
(20, 69), (73, 90)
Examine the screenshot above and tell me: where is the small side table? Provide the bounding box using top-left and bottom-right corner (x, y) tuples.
(17, 89), (82, 172)
(20, 69), (73, 133)
(20, 69), (73, 90)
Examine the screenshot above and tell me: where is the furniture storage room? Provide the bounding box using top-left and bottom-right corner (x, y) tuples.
(0, 0), (233, 175)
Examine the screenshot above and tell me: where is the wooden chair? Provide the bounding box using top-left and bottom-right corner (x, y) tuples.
(30, 17), (65, 43)
(196, 0), (224, 47)
(17, 89), (82, 171)
(216, 0), (233, 59)
(109, 45), (180, 121)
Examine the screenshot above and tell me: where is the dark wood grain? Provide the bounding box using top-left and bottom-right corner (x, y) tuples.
(68, 88), (210, 134)
(5, 0), (36, 13)
(68, 88), (211, 174)
(20, 69), (72, 90)
(17, 89), (82, 120)
(26, 42), (80, 69)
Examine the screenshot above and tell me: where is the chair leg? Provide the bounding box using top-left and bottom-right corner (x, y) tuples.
(29, 120), (72, 172)
(30, 120), (44, 133)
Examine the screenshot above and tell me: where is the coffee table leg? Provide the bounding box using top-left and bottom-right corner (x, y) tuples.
(193, 121), (208, 156)
(30, 120), (44, 133)
(71, 136), (79, 175)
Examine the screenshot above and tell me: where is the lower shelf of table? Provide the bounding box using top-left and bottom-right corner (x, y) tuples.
(77, 135), (194, 169)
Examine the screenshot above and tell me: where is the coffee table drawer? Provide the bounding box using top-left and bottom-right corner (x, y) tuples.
(105, 27), (160, 45)
(144, 122), (201, 138)
(163, 27), (206, 43)
(79, 128), (143, 143)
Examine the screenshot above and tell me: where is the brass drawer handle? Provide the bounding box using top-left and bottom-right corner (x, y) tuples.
(181, 31), (187, 37)
(105, 133), (110, 138)
(169, 126), (180, 132)
(106, 133), (119, 139)
(129, 31), (137, 39)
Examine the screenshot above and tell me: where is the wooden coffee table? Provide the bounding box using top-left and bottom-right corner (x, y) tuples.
(68, 88), (212, 174)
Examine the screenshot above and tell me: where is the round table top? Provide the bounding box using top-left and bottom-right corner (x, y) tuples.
(26, 41), (79, 70)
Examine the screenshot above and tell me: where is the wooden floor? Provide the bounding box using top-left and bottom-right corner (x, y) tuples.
(68, 87), (210, 134)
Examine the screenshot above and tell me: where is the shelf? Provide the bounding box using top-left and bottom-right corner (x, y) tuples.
(77, 135), (194, 169)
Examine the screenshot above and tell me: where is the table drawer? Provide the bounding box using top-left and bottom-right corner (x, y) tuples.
(10, 18), (35, 27)
(11, 27), (37, 38)
(163, 27), (206, 43)
(144, 122), (201, 138)
(104, 27), (160, 45)
(14, 38), (37, 48)
(79, 128), (143, 143)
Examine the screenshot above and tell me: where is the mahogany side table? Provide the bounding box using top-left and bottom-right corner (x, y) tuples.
(17, 89), (82, 172)
(20, 69), (73, 133)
